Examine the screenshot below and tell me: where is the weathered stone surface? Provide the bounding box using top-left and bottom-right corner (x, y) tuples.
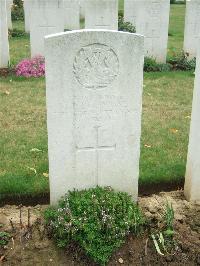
(124, 0), (170, 63)
(64, 0), (80, 30)
(184, 0), (200, 59)
(85, 0), (118, 30)
(45, 30), (144, 204)
(6, 0), (13, 29)
(23, 0), (31, 33)
(30, 0), (64, 57)
(185, 40), (200, 205)
(79, 0), (85, 19)
(0, 0), (9, 68)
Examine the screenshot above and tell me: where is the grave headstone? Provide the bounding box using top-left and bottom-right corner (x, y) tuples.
(24, 0), (31, 33)
(64, 0), (80, 30)
(45, 30), (144, 204)
(184, 0), (200, 59)
(124, 0), (139, 27)
(85, 0), (118, 30)
(79, 0), (85, 19)
(0, 0), (9, 68)
(6, 0), (13, 29)
(30, 0), (64, 57)
(124, 0), (170, 63)
(184, 39), (200, 204)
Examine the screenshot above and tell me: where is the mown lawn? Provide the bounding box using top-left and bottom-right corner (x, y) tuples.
(0, 3), (194, 199)
(168, 3), (185, 56)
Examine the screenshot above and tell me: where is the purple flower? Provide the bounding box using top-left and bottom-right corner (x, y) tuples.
(15, 55), (45, 78)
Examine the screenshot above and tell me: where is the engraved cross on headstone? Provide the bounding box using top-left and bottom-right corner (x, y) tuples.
(76, 126), (116, 183)
(38, 25), (56, 32)
(95, 15), (109, 27)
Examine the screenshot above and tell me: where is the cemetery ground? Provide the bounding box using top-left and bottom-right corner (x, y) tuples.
(0, 191), (199, 265)
(0, 3), (199, 266)
(0, 4), (190, 202)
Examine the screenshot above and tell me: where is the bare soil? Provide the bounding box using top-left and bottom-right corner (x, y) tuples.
(0, 68), (13, 77)
(0, 191), (199, 265)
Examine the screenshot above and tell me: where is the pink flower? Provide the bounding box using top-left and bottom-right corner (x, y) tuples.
(15, 55), (45, 78)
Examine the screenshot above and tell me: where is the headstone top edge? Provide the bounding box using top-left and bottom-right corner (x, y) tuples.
(44, 29), (144, 41)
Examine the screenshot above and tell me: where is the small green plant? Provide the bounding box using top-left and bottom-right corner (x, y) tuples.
(9, 28), (28, 38)
(144, 57), (172, 72)
(12, 0), (24, 21)
(45, 186), (145, 265)
(0, 232), (10, 246)
(151, 202), (175, 256)
(144, 53), (196, 72)
(118, 16), (136, 33)
(163, 202), (174, 237)
(167, 52), (196, 71)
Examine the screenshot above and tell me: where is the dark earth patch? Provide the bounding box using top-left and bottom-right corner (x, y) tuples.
(0, 191), (199, 265)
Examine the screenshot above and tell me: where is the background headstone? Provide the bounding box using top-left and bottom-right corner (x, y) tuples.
(184, 39), (200, 204)
(184, 0), (200, 59)
(124, 0), (139, 27)
(23, 0), (31, 33)
(30, 0), (64, 57)
(45, 30), (144, 204)
(0, 0), (9, 68)
(79, 0), (85, 19)
(84, 0), (118, 30)
(6, 0), (13, 29)
(124, 0), (170, 63)
(64, 0), (80, 30)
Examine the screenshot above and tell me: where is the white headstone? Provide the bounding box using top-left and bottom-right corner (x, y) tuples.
(184, 39), (200, 204)
(6, 0), (13, 29)
(124, 0), (138, 27)
(45, 30), (144, 204)
(0, 0), (9, 68)
(30, 0), (64, 57)
(184, 0), (200, 59)
(79, 0), (85, 19)
(124, 0), (170, 63)
(85, 0), (118, 30)
(64, 0), (80, 30)
(23, 0), (31, 33)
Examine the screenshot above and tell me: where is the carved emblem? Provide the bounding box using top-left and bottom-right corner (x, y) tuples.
(73, 44), (119, 89)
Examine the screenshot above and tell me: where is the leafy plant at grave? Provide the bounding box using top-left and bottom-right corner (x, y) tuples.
(118, 16), (136, 33)
(15, 56), (45, 78)
(0, 232), (10, 246)
(170, 0), (186, 4)
(163, 202), (174, 236)
(144, 57), (172, 72)
(12, 0), (24, 21)
(167, 52), (196, 71)
(151, 202), (175, 256)
(9, 28), (28, 38)
(44, 186), (145, 265)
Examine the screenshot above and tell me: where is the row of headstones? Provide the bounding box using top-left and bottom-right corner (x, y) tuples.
(24, 0), (169, 62)
(0, 0), (199, 204)
(45, 29), (200, 205)
(1, 0), (200, 68)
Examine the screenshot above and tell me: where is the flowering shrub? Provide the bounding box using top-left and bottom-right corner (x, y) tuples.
(15, 56), (45, 77)
(44, 187), (145, 265)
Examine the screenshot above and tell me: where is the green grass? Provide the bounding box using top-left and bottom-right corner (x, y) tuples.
(0, 76), (48, 197)
(0, 72), (194, 197)
(140, 71), (193, 184)
(0, 3), (194, 199)
(9, 21), (30, 66)
(168, 4), (186, 56)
